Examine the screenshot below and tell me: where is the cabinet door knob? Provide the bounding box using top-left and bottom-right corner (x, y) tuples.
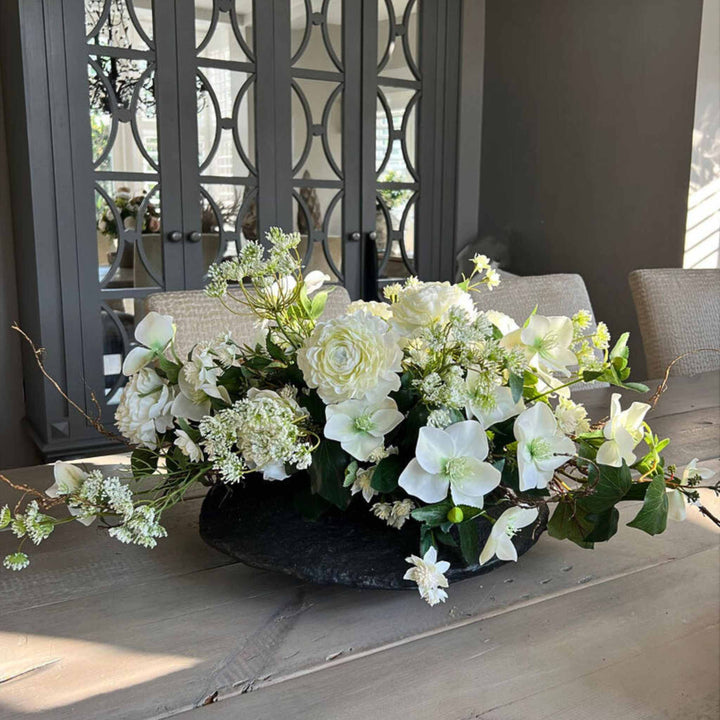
(368, 231), (377, 242)
(349, 231), (361, 242)
(187, 231), (202, 243)
(167, 231), (182, 242)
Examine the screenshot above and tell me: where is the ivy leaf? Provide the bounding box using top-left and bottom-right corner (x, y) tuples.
(265, 334), (286, 362)
(627, 474), (668, 535)
(370, 455), (404, 493)
(578, 461), (632, 514)
(622, 482), (650, 501)
(548, 502), (594, 549)
(435, 529), (458, 547)
(584, 507), (620, 543)
(131, 448), (158, 479)
(419, 525), (435, 555)
(458, 520), (480, 565)
(411, 498), (454, 527)
(509, 373), (525, 403)
(308, 440), (351, 510)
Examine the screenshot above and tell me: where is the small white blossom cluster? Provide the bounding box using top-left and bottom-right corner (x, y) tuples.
(200, 387), (313, 482)
(109, 505), (167, 548)
(371, 499), (416, 529)
(8, 500), (54, 546)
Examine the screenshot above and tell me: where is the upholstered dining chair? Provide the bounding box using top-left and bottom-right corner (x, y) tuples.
(146, 285), (352, 358)
(472, 273), (605, 390)
(629, 268), (720, 378)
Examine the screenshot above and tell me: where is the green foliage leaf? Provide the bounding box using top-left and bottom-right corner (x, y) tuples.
(310, 291), (328, 319)
(131, 448), (158, 479)
(265, 334), (286, 362)
(293, 486), (332, 520)
(609, 332), (629, 361)
(548, 502), (594, 548)
(343, 460), (359, 488)
(157, 355), (180, 384)
(419, 525), (435, 555)
(509, 372), (524, 403)
(578, 461), (632, 514)
(627, 474), (668, 535)
(370, 455), (404, 493)
(584, 507), (620, 543)
(411, 498), (454, 527)
(622, 482), (650, 501)
(458, 520), (480, 565)
(435, 529), (458, 547)
(308, 440), (351, 510)
(624, 381), (650, 393)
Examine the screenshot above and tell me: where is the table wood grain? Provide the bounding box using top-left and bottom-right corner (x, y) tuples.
(0, 373), (718, 720)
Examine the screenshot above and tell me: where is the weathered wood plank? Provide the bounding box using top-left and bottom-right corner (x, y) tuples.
(0, 495), (716, 720)
(187, 547), (720, 720)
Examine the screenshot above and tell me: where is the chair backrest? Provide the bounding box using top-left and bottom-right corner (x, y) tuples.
(146, 285), (352, 358)
(629, 268), (720, 378)
(472, 273), (605, 390)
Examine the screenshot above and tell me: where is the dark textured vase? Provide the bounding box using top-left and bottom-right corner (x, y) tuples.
(199, 474), (549, 590)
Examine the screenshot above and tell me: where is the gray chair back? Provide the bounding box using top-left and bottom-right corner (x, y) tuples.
(473, 273), (605, 390)
(629, 268), (720, 378)
(146, 285), (351, 358)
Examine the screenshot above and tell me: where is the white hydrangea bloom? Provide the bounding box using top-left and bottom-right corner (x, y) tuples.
(297, 312), (402, 404)
(403, 546), (450, 606)
(390, 280), (477, 338)
(115, 368), (175, 449)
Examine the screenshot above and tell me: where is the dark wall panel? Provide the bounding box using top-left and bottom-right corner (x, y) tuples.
(480, 0), (703, 371)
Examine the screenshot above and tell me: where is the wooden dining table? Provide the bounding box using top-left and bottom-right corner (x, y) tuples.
(0, 373), (718, 720)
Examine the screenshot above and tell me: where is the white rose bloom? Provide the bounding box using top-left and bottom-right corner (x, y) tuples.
(173, 430), (204, 463)
(324, 396), (404, 461)
(297, 312), (402, 404)
(479, 506), (539, 564)
(391, 281), (476, 337)
(115, 368), (175, 449)
(514, 403), (575, 490)
(399, 420), (501, 507)
(596, 393), (650, 468)
(404, 546), (450, 606)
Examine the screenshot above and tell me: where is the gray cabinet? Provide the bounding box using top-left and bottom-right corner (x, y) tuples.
(1, 0), (482, 459)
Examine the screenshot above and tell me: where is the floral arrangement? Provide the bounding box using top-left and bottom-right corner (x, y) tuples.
(97, 186), (161, 237)
(2, 229), (718, 606)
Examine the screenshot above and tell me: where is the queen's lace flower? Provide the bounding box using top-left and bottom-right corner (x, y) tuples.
(115, 368), (175, 449)
(200, 387), (312, 482)
(108, 505), (167, 548)
(10, 501), (54, 545)
(554, 397), (590, 435)
(390, 280), (477, 338)
(465, 371), (525, 427)
(403, 547), (450, 606)
(297, 312), (402, 404)
(592, 322), (611, 350)
(3, 552), (30, 571)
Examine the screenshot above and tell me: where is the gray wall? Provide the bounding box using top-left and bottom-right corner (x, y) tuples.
(0, 73), (40, 468)
(479, 0), (703, 373)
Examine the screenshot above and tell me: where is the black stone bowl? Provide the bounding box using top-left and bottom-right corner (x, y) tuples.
(199, 474), (549, 590)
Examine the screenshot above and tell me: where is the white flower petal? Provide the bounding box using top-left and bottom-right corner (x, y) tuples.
(415, 426), (454, 474)
(495, 534), (518, 562)
(342, 433), (383, 462)
(445, 420), (489, 461)
(122, 346), (154, 376)
(667, 489), (687, 521)
(49, 462), (87, 497)
(596, 439), (623, 468)
(171, 392), (211, 422)
(324, 413), (356, 443)
(449, 459), (500, 507)
(399, 459), (449, 503)
(479, 535), (499, 565)
(134, 311), (175, 350)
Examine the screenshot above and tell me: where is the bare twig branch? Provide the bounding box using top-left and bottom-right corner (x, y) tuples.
(649, 348), (720, 409)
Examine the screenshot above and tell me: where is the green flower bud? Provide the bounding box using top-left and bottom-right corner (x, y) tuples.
(447, 506), (464, 524)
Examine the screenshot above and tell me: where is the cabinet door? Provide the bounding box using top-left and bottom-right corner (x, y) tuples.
(175, 0), (262, 290)
(66, 0), (185, 415)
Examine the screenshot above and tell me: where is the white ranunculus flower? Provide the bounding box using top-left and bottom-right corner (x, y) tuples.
(465, 372), (525, 427)
(297, 312), (402, 404)
(391, 281), (477, 337)
(502, 314), (577, 376)
(115, 368), (175, 449)
(399, 420), (501, 507)
(479, 506), (539, 564)
(173, 430), (204, 463)
(668, 459), (716, 521)
(403, 546), (450, 606)
(514, 403), (575, 490)
(347, 299), (394, 321)
(596, 393), (650, 468)
(122, 311), (175, 375)
(324, 396), (404, 461)
(47, 462), (95, 526)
